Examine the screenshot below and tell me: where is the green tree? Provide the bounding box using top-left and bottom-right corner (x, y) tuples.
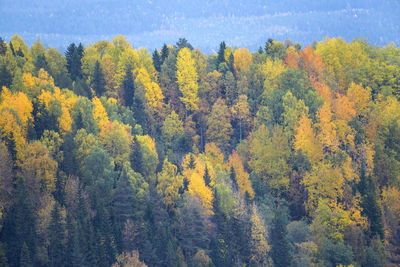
(19, 242), (32, 267)
(0, 64), (12, 89)
(123, 65), (135, 107)
(91, 60), (106, 97)
(1, 178), (36, 267)
(358, 168), (384, 239)
(270, 205), (292, 267)
(152, 49), (161, 72)
(217, 41), (227, 66)
(48, 202), (65, 267)
(65, 43), (83, 81)
(161, 43), (169, 64)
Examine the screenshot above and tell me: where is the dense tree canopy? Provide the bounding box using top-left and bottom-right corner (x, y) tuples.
(0, 35), (399, 266)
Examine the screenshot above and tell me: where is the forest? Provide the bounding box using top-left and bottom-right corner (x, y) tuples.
(0, 35), (399, 267)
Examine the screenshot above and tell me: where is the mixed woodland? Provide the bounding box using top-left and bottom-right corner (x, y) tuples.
(0, 35), (400, 266)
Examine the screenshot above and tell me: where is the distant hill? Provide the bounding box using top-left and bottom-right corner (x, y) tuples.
(1, 0), (399, 52)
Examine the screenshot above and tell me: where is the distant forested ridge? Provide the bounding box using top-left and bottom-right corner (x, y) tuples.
(0, 35), (400, 266)
(1, 0), (400, 51)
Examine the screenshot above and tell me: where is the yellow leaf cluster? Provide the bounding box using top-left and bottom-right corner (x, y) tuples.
(0, 87), (33, 130)
(157, 158), (183, 209)
(182, 154), (214, 213)
(18, 141), (58, 193)
(347, 82), (371, 115)
(316, 102), (339, 153)
(294, 113), (323, 164)
(92, 97), (109, 130)
(100, 121), (132, 167)
(176, 47), (199, 112)
(228, 151), (254, 199)
(258, 58), (287, 88)
(135, 67), (164, 114)
(37, 87), (78, 134)
(233, 48), (252, 78)
(303, 161), (344, 213)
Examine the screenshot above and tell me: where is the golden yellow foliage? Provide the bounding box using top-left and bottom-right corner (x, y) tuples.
(312, 80), (333, 105)
(316, 102), (339, 153)
(311, 199), (352, 243)
(249, 125), (290, 191)
(176, 47), (199, 112)
(18, 141), (58, 193)
(182, 154), (214, 213)
(228, 151), (254, 199)
(204, 143), (224, 169)
(0, 109), (26, 158)
(157, 158), (184, 209)
(37, 87), (78, 134)
(135, 67), (164, 114)
(334, 93), (356, 123)
(257, 58), (286, 88)
(233, 48), (252, 78)
(0, 87), (33, 130)
(294, 113), (323, 164)
(303, 161), (344, 213)
(92, 97), (109, 130)
(100, 121), (132, 167)
(347, 82), (371, 115)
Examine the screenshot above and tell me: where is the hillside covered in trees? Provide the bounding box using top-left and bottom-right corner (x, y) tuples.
(0, 35), (400, 266)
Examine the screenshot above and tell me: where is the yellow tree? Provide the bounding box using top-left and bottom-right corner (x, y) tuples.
(0, 87), (33, 130)
(0, 109), (26, 158)
(182, 154), (214, 213)
(294, 113), (323, 164)
(346, 82), (371, 116)
(233, 47), (252, 78)
(333, 93), (356, 149)
(37, 86), (78, 134)
(161, 110), (184, 148)
(157, 158), (184, 209)
(257, 58), (286, 88)
(228, 151), (254, 199)
(310, 199), (352, 243)
(100, 121), (132, 168)
(0, 87), (32, 156)
(249, 204), (270, 266)
(281, 91), (309, 133)
(92, 96), (109, 130)
(135, 135), (159, 181)
(316, 102), (339, 153)
(18, 141), (58, 194)
(204, 143), (224, 171)
(231, 94), (252, 140)
(74, 129), (98, 172)
(249, 125), (290, 191)
(176, 47), (199, 112)
(135, 67), (164, 115)
(303, 161), (344, 213)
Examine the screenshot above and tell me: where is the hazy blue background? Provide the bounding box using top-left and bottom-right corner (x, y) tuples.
(1, 0), (399, 53)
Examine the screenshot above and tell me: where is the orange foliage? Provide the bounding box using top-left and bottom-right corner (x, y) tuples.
(300, 45), (324, 79)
